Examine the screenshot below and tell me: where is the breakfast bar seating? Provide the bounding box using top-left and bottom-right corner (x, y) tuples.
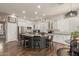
(19, 33), (52, 49)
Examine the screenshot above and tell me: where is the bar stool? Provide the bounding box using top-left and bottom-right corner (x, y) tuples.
(33, 36), (41, 48)
(19, 35), (30, 48)
(24, 36), (31, 48)
(18, 35), (25, 48)
(47, 35), (53, 49)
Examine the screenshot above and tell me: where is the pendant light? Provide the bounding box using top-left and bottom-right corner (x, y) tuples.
(65, 3), (78, 18)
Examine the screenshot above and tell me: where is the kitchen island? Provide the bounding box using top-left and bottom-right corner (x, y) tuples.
(20, 33), (49, 48)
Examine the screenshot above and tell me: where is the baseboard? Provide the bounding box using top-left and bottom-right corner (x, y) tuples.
(6, 40), (18, 43)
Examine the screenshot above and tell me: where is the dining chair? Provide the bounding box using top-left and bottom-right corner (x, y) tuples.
(69, 39), (79, 56)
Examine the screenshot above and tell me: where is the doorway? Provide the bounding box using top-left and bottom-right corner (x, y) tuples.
(0, 21), (6, 52)
(0, 22), (6, 42)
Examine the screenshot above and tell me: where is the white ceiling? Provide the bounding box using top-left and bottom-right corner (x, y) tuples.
(0, 3), (79, 21)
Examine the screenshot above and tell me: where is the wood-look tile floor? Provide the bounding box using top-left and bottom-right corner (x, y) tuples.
(0, 41), (70, 56)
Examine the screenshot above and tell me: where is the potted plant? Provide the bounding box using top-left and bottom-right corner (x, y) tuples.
(71, 31), (79, 40)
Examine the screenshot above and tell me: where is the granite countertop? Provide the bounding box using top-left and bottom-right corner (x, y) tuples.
(53, 32), (70, 35)
(21, 32), (70, 36)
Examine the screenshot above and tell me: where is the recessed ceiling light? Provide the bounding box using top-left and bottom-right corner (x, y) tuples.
(10, 13), (16, 18)
(11, 13), (15, 16)
(43, 14), (46, 16)
(23, 16), (26, 19)
(22, 10), (26, 14)
(34, 11), (38, 14)
(0, 16), (1, 19)
(37, 5), (41, 9)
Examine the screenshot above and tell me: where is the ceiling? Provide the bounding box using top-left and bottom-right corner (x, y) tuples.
(0, 3), (79, 22)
